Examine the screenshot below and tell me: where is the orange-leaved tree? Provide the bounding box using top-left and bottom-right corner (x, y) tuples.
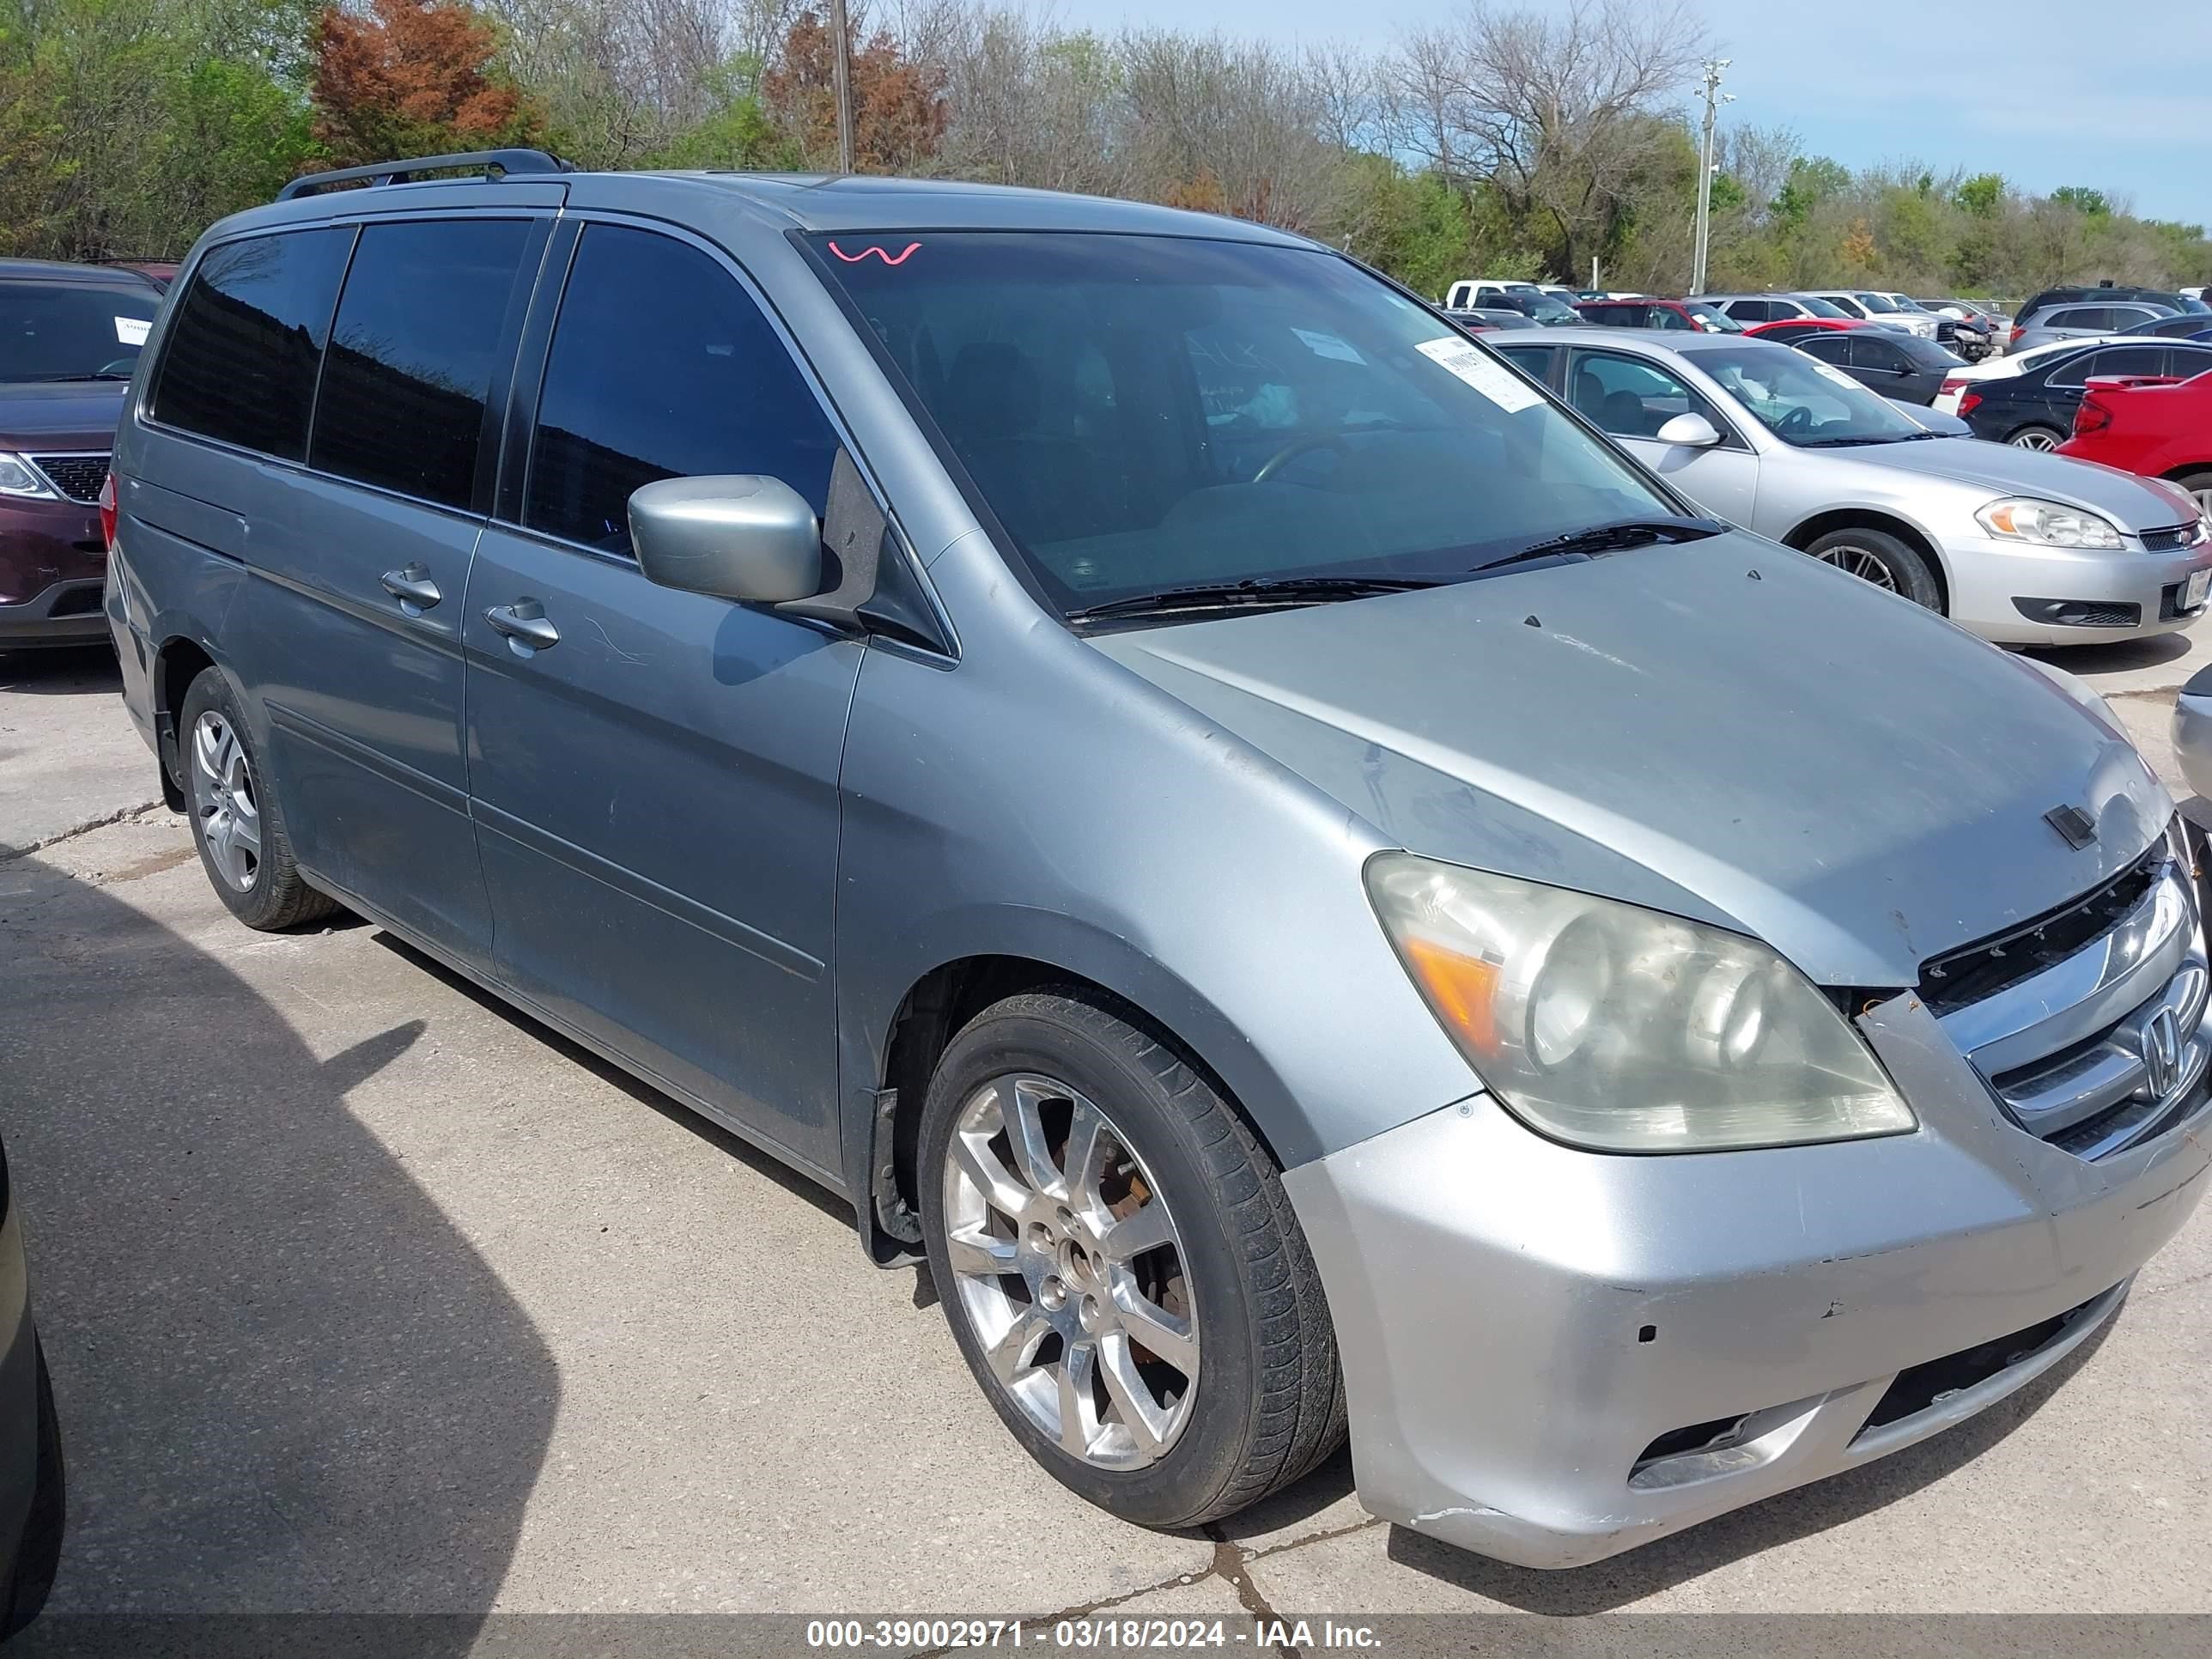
(310, 0), (540, 171)
(763, 10), (947, 175)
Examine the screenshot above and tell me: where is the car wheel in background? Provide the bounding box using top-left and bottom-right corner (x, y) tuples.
(2174, 469), (2212, 521)
(2007, 425), (2063, 451)
(1803, 526), (1943, 611)
(919, 991), (1344, 1528)
(178, 665), (338, 931)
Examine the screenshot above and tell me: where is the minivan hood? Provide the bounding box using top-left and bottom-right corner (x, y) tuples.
(0, 380), (128, 449)
(1825, 434), (2195, 529)
(1090, 532), (2167, 987)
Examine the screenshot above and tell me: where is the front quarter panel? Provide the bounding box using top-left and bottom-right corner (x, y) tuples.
(833, 534), (1484, 1193)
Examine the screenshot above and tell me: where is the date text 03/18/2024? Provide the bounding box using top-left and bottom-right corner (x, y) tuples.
(803, 1619), (1384, 1650)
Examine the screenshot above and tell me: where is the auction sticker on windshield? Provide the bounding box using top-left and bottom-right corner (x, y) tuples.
(1417, 336), (1543, 412)
(116, 316), (150, 346)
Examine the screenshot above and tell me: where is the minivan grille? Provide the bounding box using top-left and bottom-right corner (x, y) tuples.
(1917, 843), (2162, 1015)
(28, 453), (109, 506)
(1934, 836), (2209, 1162)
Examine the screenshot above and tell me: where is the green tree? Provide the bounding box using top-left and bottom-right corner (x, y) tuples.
(1954, 172), (2003, 216)
(2051, 185), (2111, 218)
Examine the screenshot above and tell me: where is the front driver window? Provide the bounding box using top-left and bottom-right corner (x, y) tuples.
(1567, 352), (1714, 440)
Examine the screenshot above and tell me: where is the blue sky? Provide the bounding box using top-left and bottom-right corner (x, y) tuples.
(1049, 0), (2211, 225)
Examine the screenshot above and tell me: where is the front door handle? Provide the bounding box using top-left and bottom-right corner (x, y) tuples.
(380, 563), (441, 611)
(484, 599), (560, 652)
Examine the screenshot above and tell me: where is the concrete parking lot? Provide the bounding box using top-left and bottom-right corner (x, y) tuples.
(2, 633), (2209, 1633)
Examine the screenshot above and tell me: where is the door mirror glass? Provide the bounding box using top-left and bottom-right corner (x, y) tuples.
(629, 476), (823, 605)
(1654, 411), (1723, 447)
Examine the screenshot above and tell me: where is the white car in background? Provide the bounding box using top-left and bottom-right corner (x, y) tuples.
(1803, 290), (1940, 338)
(1931, 334), (2140, 416)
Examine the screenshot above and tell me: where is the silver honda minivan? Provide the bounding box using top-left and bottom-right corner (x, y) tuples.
(106, 154), (2211, 1569)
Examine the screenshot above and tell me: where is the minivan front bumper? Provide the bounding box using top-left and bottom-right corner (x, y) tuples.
(1283, 998), (2212, 1569)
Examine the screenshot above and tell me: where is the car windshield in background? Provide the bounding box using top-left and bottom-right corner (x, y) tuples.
(1699, 345), (1930, 447)
(1686, 304), (1746, 331)
(1854, 293), (1901, 313)
(809, 232), (1678, 618)
(1516, 294), (1580, 323)
(1, 279), (161, 383)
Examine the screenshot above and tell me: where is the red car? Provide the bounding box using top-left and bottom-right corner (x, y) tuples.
(1571, 298), (1746, 333)
(1742, 318), (1875, 340)
(2058, 370), (2212, 522)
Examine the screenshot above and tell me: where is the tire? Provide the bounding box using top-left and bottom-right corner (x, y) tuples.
(177, 665), (337, 931)
(1, 1338), (64, 1638)
(1802, 526), (1943, 611)
(2007, 424), (2063, 452)
(2174, 469), (2212, 522)
(919, 991), (1343, 1529)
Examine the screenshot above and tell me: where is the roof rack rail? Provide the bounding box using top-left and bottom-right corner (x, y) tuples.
(276, 149), (572, 203)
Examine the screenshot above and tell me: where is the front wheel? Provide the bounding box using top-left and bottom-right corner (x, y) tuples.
(920, 992), (1343, 1528)
(1802, 526), (1943, 611)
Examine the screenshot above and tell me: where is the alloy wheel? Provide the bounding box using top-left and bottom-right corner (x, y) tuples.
(1813, 545), (1899, 592)
(2010, 429), (2057, 451)
(191, 710), (262, 892)
(941, 1073), (1199, 1470)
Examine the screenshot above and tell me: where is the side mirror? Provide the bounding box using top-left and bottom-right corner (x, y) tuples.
(629, 476), (823, 605)
(1654, 411), (1723, 447)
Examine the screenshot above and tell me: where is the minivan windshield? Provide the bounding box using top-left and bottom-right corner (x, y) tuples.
(1, 277), (161, 383)
(809, 233), (1680, 617)
(1698, 344), (1931, 446)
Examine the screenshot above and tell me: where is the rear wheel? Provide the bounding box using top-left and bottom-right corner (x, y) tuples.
(178, 666), (337, 931)
(1802, 526), (1942, 611)
(2173, 469), (2212, 521)
(920, 992), (1343, 1528)
(2007, 424), (2063, 451)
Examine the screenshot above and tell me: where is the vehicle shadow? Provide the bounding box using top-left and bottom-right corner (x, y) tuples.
(0, 856), (559, 1643)
(370, 933), (854, 1231)
(1383, 1314), (2113, 1612)
(0, 645), (118, 696)
(2024, 629), (2195, 682)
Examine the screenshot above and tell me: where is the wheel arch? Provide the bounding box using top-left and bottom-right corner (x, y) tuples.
(1783, 509), (1953, 613)
(846, 936), (1301, 1268)
(151, 633), (220, 811)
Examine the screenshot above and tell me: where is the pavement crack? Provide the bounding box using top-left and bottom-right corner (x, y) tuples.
(1204, 1525), (1297, 1657)
(0, 798), (163, 864)
(1244, 1511), (1387, 1561)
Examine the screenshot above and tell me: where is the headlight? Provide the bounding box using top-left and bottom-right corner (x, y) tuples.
(1364, 854), (1917, 1152)
(1976, 497), (2123, 550)
(0, 453), (58, 500)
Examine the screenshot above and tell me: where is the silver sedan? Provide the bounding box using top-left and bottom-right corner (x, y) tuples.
(1493, 327), (2212, 646)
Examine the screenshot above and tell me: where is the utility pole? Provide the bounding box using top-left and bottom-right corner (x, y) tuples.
(829, 0), (857, 174)
(1691, 59), (1733, 296)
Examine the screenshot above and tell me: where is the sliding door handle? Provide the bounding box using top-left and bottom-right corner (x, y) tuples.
(380, 563), (441, 611)
(484, 599), (559, 651)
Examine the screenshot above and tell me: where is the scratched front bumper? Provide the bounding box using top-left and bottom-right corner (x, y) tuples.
(1282, 997), (2212, 1569)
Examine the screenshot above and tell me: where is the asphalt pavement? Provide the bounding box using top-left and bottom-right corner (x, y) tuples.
(1, 632), (2207, 1636)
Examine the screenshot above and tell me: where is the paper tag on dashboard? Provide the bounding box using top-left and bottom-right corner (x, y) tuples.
(115, 316), (150, 346)
(1293, 329), (1364, 364)
(1417, 337), (1542, 412)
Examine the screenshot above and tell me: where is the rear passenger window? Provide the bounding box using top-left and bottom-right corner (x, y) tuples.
(311, 218), (535, 510)
(153, 228), (351, 460)
(524, 224), (840, 556)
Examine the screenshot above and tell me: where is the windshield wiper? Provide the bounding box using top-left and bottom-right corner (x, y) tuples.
(1800, 431), (1940, 447)
(1067, 574), (1441, 624)
(1474, 516), (1723, 571)
(32, 372), (131, 382)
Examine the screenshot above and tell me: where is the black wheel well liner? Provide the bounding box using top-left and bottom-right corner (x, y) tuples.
(1784, 510), (1951, 612)
(863, 954), (1280, 1265)
(152, 635), (217, 811)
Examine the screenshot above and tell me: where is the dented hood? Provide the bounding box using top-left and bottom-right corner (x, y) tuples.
(1089, 532), (2169, 987)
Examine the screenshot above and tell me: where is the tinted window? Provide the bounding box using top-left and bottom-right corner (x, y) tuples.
(2051, 344), (2163, 386)
(1494, 343), (1559, 381)
(1567, 350), (1717, 439)
(1725, 300), (1770, 321)
(2051, 307), (2111, 330)
(1797, 333), (1851, 362)
(526, 225), (840, 556)
(153, 229), (350, 459)
(1, 276), (162, 384)
(2170, 344), (2212, 376)
(1851, 337), (1907, 371)
(312, 218), (534, 510)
